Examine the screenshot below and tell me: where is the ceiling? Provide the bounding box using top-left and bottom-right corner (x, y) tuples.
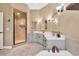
(26, 3), (48, 10)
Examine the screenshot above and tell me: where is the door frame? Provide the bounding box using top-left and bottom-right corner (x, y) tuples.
(13, 8), (27, 45)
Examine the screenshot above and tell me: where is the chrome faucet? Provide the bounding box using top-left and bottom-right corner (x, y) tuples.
(52, 46), (59, 53)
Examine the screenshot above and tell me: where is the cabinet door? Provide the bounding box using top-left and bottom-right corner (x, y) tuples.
(0, 12), (3, 49)
(38, 34), (43, 45)
(0, 12), (3, 32)
(0, 34), (3, 49)
(47, 40), (65, 50)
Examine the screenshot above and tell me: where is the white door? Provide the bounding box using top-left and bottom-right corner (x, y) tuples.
(0, 12), (3, 49)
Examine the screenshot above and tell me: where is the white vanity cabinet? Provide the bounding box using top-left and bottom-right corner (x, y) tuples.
(46, 39), (65, 50)
(44, 32), (65, 50)
(0, 12), (3, 49)
(37, 34), (44, 45)
(28, 31), (44, 45)
(28, 31), (65, 50)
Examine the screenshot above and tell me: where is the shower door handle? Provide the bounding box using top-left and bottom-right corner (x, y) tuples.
(25, 27), (27, 30)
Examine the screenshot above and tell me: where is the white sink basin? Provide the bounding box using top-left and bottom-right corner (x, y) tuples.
(43, 32), (65, 40)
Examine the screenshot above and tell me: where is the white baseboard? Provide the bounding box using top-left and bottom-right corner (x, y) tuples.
(3, 46), (13, 49)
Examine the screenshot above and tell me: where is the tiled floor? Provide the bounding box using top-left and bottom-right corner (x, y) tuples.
(0, 43), (26, 56)
(0, 49), (11, 56)
(0, 43), (43, 56)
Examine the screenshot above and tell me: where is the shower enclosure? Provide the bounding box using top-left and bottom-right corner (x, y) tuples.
(13, 9), (27, 45)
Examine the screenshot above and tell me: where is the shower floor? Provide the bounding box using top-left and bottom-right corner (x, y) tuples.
(15, 39), (25, 44)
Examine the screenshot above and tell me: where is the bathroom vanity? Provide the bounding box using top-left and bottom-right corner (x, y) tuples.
(28, 31), (65, 50)
(28, 31), (44, 45)
(44, 32), (65, 50)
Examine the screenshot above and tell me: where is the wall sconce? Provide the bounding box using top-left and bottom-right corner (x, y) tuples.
(47, 16), (58, 24)
(47, 14), (52, 21)
(53, 18), (58, 24)
(47, 13), (58, 24)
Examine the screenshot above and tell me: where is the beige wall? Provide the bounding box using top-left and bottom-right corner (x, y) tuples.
(30, 10), (40, 21)
(30, 4), (59, 31)
(30, 10), (42, 30)
(40, 4), (58, 19)
(0, 3), (13, 46)
(40, 3), (59, 31)
(58, 10), (79, 41)
(0, 3), (30, 46)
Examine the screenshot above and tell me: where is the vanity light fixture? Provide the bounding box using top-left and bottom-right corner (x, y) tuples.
(56, 4), (65, 13)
